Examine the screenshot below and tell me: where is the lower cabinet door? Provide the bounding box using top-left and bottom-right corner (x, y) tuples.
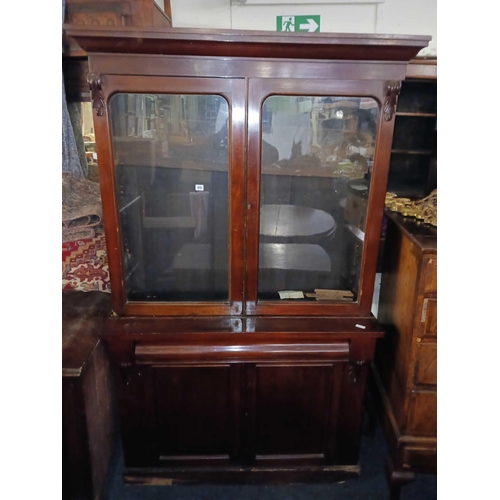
(155, 364), (242, 465)
(118, 360), (365, 468)
(118, 363), (242, 467)
(244, 362), (352, 465)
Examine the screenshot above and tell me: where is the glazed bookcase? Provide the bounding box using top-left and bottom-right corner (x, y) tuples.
(65, 26), (429, 484)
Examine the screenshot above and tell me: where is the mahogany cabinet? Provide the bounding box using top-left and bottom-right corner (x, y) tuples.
(371, 211), (437, 499)
(64, 26), (430, 484)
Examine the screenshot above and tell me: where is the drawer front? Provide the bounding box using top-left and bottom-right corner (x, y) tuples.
(414, 343), (437, 386)
(135, 341), (349, 364)
(407, 390), (437, 436)
(419, 298), (437, 338)
(422, 256), (437, 293)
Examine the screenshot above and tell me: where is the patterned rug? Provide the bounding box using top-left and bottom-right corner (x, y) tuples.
(62, 225), (111, 293)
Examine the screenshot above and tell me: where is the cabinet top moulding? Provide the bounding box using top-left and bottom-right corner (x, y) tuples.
(64, 26), (430, 62)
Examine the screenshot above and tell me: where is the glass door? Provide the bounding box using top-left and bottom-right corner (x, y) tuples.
(95, 76), (245, 316)
(246, 78), (390, 316)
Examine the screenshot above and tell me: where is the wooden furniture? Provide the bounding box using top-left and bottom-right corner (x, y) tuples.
(371, 211), (437, 499)
(63, 0), (171, 56)
(260, 204), (336, 242)
(63, 1), (172, 97)
(375, 58), (436, 272)
(64, 26), (430, 485)
(387, 59), (437, 198)
(62, 291), (115, 500)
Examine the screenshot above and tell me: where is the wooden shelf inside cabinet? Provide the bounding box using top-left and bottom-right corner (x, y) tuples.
(396, 112), (436, 117)
(391, 149), (433, 155)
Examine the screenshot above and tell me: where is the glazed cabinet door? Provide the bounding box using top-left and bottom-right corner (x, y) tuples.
(245, 78), (397, 316)
(92, 76), (245, 316)
(117, 363), (242, 467)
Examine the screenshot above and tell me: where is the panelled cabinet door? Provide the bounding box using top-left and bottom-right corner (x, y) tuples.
(154, 365), (242, 465)
(93, 76), (246, 316)
(118, 364), (242, 467)
(244, 363), (343, 465)
(118, 358), (368, 468)
(245, 78), (395, 317)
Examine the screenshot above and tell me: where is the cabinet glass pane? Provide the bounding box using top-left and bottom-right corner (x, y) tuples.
(258, 95), (379, 302)
(109, 93), (230, 302)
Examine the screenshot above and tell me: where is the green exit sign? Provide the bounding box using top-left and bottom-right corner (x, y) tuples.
(277, 15), (321, 33)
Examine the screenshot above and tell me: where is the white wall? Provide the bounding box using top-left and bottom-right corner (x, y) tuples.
(170, 0), (436, 56)
(154, 0), (165, 11)
(171, 0), (231, 29)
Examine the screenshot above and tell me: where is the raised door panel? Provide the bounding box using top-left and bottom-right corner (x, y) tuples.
(414, 343), (437, 386)
(116, 366), (159, 467)
(117, 363), (241, 467)
(406, 390), (437, 436)
(154, 365), (241, 465)
(247, 363), (343, 464)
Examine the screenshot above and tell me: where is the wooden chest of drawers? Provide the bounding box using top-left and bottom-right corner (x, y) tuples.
(371, 211), (437, 499)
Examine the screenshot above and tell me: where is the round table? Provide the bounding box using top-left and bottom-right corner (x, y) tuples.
(260, 204), (336, 241)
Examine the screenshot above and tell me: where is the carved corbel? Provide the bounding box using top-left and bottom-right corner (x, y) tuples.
(87, 73), (105, 117)
(383, 81), (402, 121)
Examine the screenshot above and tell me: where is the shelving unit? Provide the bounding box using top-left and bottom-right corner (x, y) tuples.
(387, 66), (437, 199)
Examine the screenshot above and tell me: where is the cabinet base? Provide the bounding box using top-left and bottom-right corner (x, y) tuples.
(123, 464), (360, 485)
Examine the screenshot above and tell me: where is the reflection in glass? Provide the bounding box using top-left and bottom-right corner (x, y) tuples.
(258, 95), (379, 302)
(109, 93), (230, 302)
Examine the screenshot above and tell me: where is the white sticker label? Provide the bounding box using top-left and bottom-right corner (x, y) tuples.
(92, 152), (97, 160)
(195, 184), (204, 192)
(355, 324), (366, 329)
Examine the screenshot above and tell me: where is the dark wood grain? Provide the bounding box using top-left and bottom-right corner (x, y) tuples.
(251, 364), (338, 459)
(62, 291), (115, 500)
(371, 211), (437, 498)
(134, 341), (349, 364)
(406, 58), (437, 79)
(89, 53), (408, 81)
(260, 204), (336, 239)
(65, 26), (429, 61)
(63, 0), (172, 57)
(68, 27), (430, 483)
(154, 365), (238, 464)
